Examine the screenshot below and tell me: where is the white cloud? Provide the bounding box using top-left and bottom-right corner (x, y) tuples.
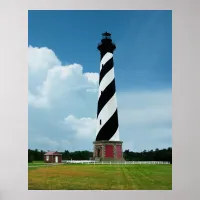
(28, 46), (172, 152)
(28, 90), (49, 108)
(34, 136), (60, 148)
(64, 115), (96, 139)
(118, 90), (171, 127)
(28, 47), (99, 109)
(28, 46), (61, 72)
(117, 89), (172, 151)
(84, 72), (99, 84)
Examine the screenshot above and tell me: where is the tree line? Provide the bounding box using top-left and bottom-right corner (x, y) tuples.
(123, 147), (172, 163)
(28, 147), (172, 163)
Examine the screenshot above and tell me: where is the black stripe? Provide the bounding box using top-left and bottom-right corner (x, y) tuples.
(97, 79), (116, 117)
(100, 52), (107, 60)
(96, 109), (119, 141)
(99, 57), (113, 84)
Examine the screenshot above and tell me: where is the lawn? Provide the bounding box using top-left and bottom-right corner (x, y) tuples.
(28, 161), (46, 167)
(28, 164), (172, 190)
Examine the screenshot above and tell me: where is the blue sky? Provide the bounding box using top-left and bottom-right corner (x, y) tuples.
(28, 10), (172, 152)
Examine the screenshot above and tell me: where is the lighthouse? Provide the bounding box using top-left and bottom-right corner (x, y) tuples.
(93, 32), (124, 161)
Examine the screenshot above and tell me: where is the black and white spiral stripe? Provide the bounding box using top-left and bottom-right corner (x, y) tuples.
(96, 52), (119, 141)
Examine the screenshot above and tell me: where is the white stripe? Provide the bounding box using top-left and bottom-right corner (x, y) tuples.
(109, 128), (120, 141)
(98, 67), (115, 99)
(96, 93), (117, 136)
(96, 52), (120, 141)
(100, 52), (113, 70)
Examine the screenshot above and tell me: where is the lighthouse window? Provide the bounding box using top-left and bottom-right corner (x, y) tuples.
(100, 119), (101, 125)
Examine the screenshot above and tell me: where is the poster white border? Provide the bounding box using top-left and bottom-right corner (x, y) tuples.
(0, 0), (199, 199)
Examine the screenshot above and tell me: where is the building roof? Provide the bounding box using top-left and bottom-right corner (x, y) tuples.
(44, 151), (61, 155)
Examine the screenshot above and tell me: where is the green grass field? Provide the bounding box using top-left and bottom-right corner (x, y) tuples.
(28, 161), (45, 166)
(28, 163), (172, 190)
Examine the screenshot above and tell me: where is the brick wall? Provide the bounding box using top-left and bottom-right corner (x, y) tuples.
(116, 145), (122, 158)
(105, 145), (114, 158)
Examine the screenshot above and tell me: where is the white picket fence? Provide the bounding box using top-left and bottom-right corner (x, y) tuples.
(62, 160), (170, 164)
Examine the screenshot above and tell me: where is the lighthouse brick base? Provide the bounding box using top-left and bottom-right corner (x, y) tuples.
(93, 140), (124, 161)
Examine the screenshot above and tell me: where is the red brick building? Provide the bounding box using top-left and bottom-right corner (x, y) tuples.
(93, 141), (124, 161)
(44, 151), (62, 163)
